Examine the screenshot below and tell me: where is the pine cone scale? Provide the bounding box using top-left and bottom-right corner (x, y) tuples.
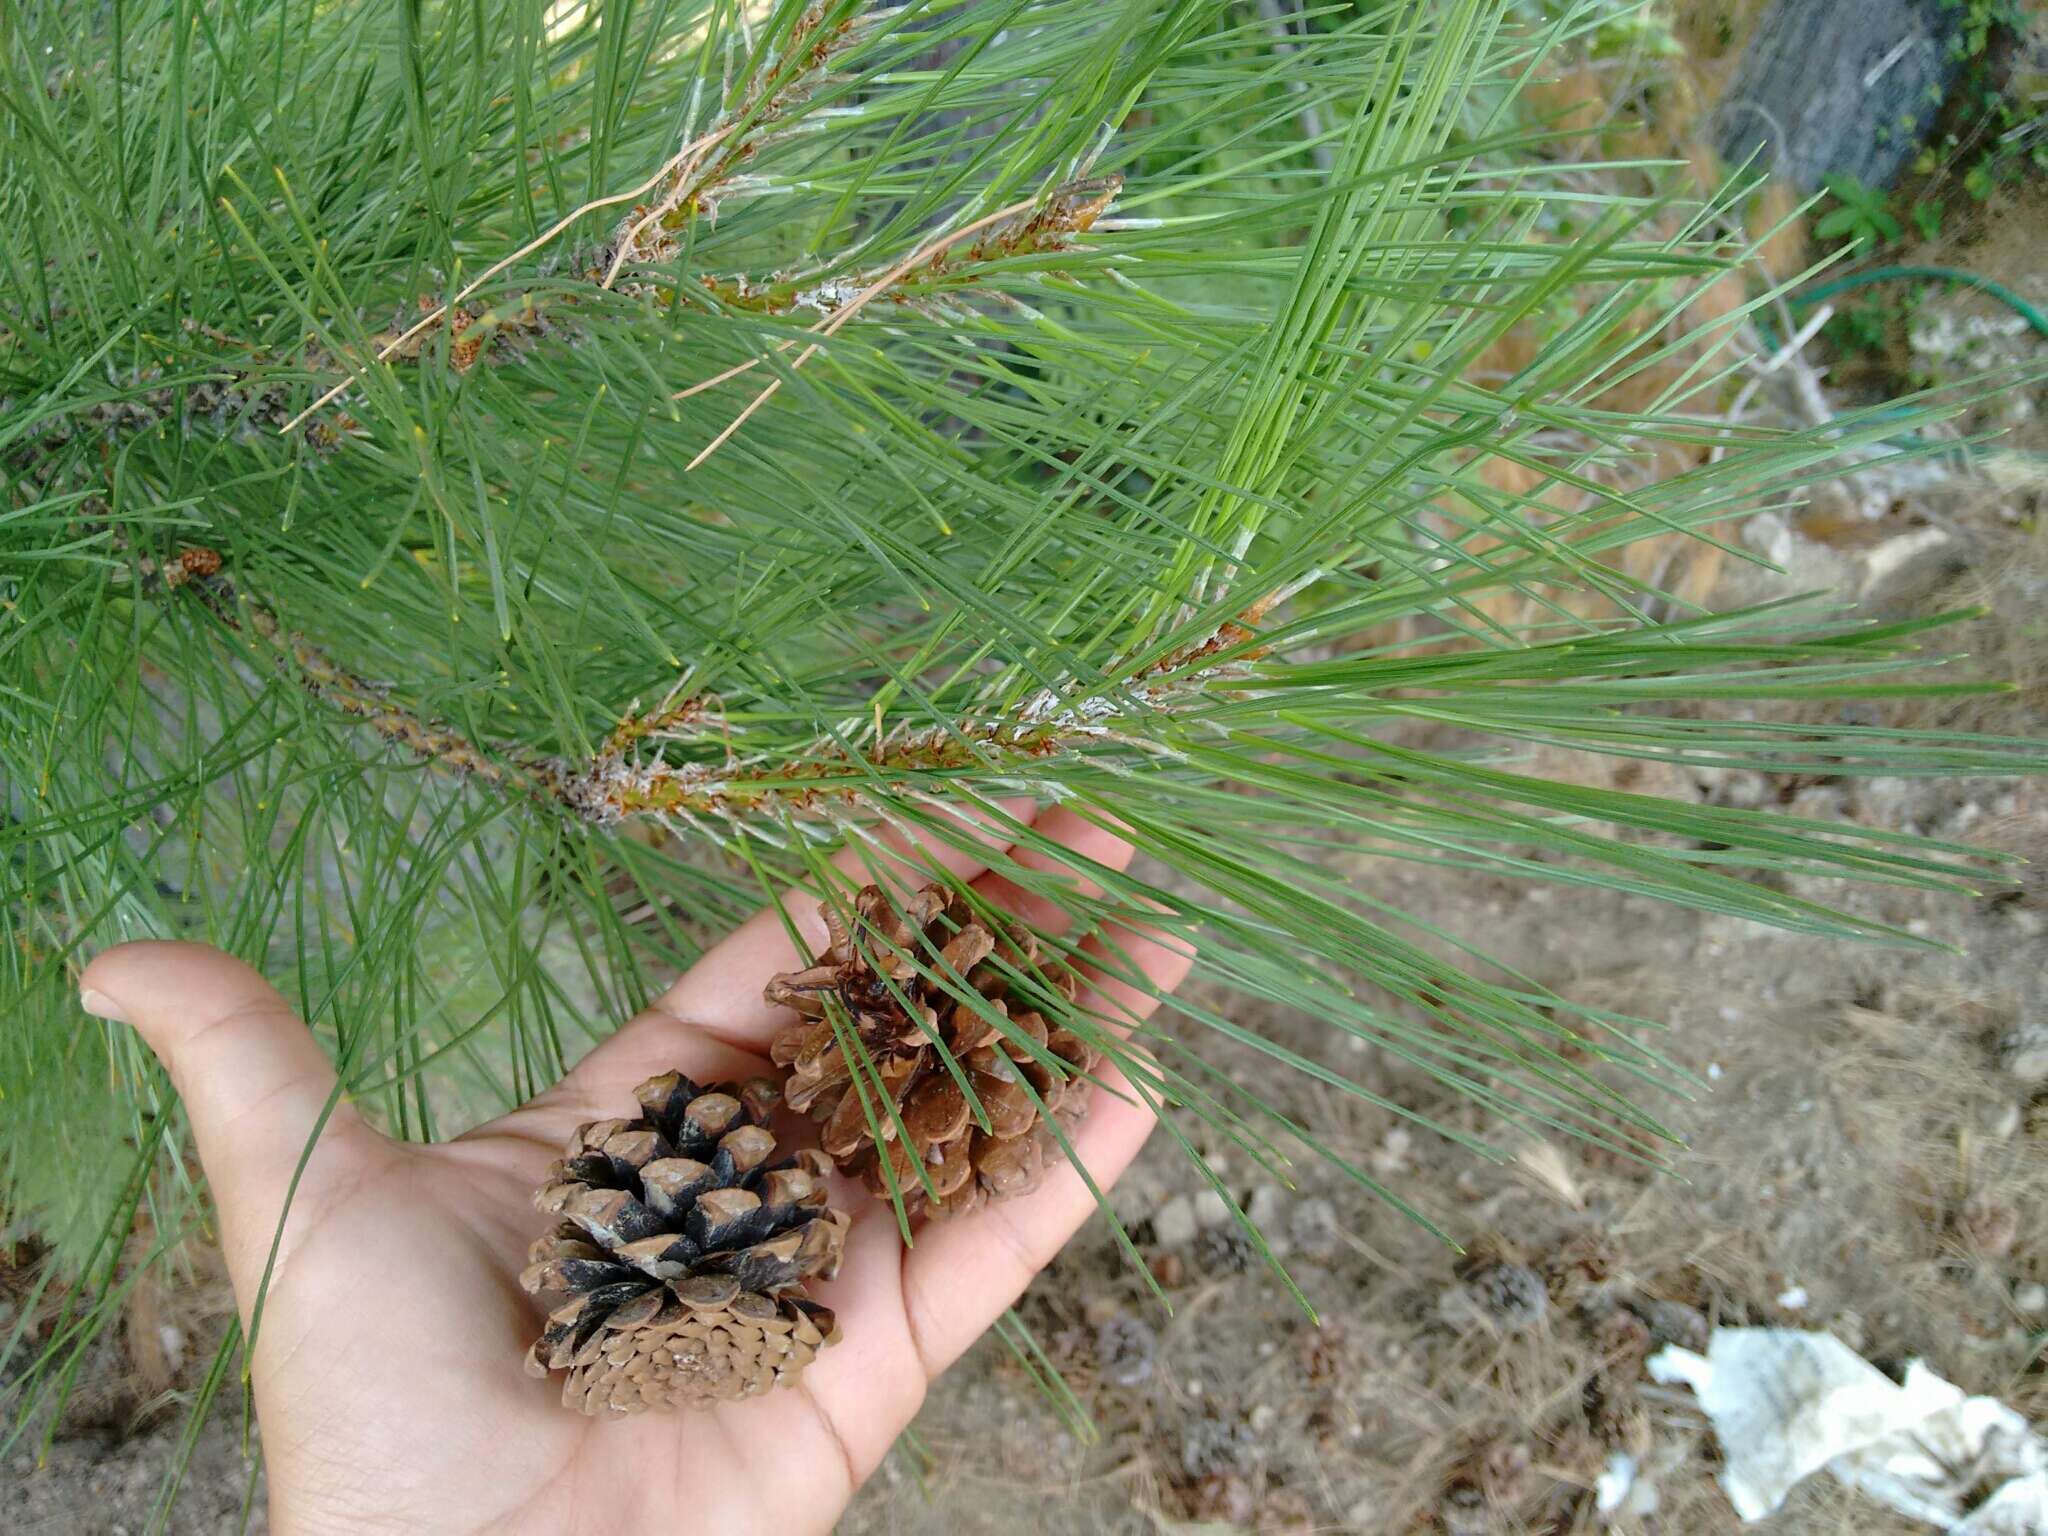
(638, 1157), (718, 1216)
(764, 965), (843, 1019)
(520, 1256), (634, 1293)
(561, 1186), (670, 1249)
(939, 926), (996, 974)
(903, 1074), (971, 1148)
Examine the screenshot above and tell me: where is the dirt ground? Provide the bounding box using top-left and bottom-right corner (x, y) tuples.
(7, 8), (2048, 1534)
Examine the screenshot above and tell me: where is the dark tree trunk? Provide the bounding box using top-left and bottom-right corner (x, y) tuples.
(1714, 0), (1966, 190)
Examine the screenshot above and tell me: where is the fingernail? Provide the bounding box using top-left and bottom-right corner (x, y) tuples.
(80, 988), (131, 1025)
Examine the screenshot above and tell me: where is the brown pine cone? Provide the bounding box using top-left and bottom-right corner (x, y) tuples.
(520, 1071), (848, 1417)
(764, 882), (1097, 1219)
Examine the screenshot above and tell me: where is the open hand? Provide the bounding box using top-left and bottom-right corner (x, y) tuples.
(79, 803), (1192, 1536)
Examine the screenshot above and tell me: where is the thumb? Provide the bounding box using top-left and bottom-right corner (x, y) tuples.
(80, 941), (370, 1297)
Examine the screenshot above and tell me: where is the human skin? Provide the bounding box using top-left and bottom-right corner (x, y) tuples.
(78, 801), (1192, 1536)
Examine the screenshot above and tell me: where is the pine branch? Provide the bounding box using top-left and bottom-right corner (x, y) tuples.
(688, 176), (1122, 325)
(155, 549), (521, 790)
(153, 546), (1269, 836)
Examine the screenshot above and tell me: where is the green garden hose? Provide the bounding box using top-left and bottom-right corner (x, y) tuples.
(1790, 264), (2048, 338)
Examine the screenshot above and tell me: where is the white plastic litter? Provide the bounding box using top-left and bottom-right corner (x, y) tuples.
(1649, 1328), (2048, 1533)
(1595, 1452), (1636, 1514)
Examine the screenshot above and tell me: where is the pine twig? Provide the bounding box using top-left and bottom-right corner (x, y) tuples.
(148, 547), (1273, 836)
(560, 589), (1276, 831)
(154, 549), (521, 789)
(681, 176), (1122, 469)
(273, 124), (738, 434)
(16, 24), (1117, 497)
(278, 4), (868, 434)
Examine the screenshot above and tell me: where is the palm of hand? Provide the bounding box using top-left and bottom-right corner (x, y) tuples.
(242, 1098), (865, 1536)
(81, 806), (1189, 1536)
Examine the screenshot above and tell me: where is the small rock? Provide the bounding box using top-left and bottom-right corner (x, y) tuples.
(1855, 776), (1918, 831)
(1249, 1403), (1278, 1432)
(1148, 1250), (1188, 1289)
(1858, 524), (1955, 597)
(1192, 1188), (1233, 1230)
(1247, 1184), (1290, 1242)
(1081, 1297), (1122, 1328)
(1437, 1482), (1490, 1536)
(1985, 1100), (2025, 1140)
(1738, 508), (1853, 591)
(1182, 1413), (1259, 1478)
(1108, 1166), (1168, 1226)
(1094, 1314), (1158, 1388)
(1789, 785), (1848, 821)
(1709, 770), (1769, 809)
(1370, 1126), (1414, 1177)
(2015, 1282), (2048, 1316)
(1999, 1022), (2048, 1085)
(1153, 1193), (1199, 1249)
(1288, 1197), (1340, 1259)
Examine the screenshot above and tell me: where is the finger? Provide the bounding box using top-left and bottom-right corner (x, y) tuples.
(1068, 902), (1199, 1030)
(651, 795), (1039, 1048)
(79, 941), (369, 1295)
(898, 905), (1196, 1377)
(790, 1204), (927, 1481)
(897, 1063), (1159, 1380)
(965, 805), (1135, 935)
